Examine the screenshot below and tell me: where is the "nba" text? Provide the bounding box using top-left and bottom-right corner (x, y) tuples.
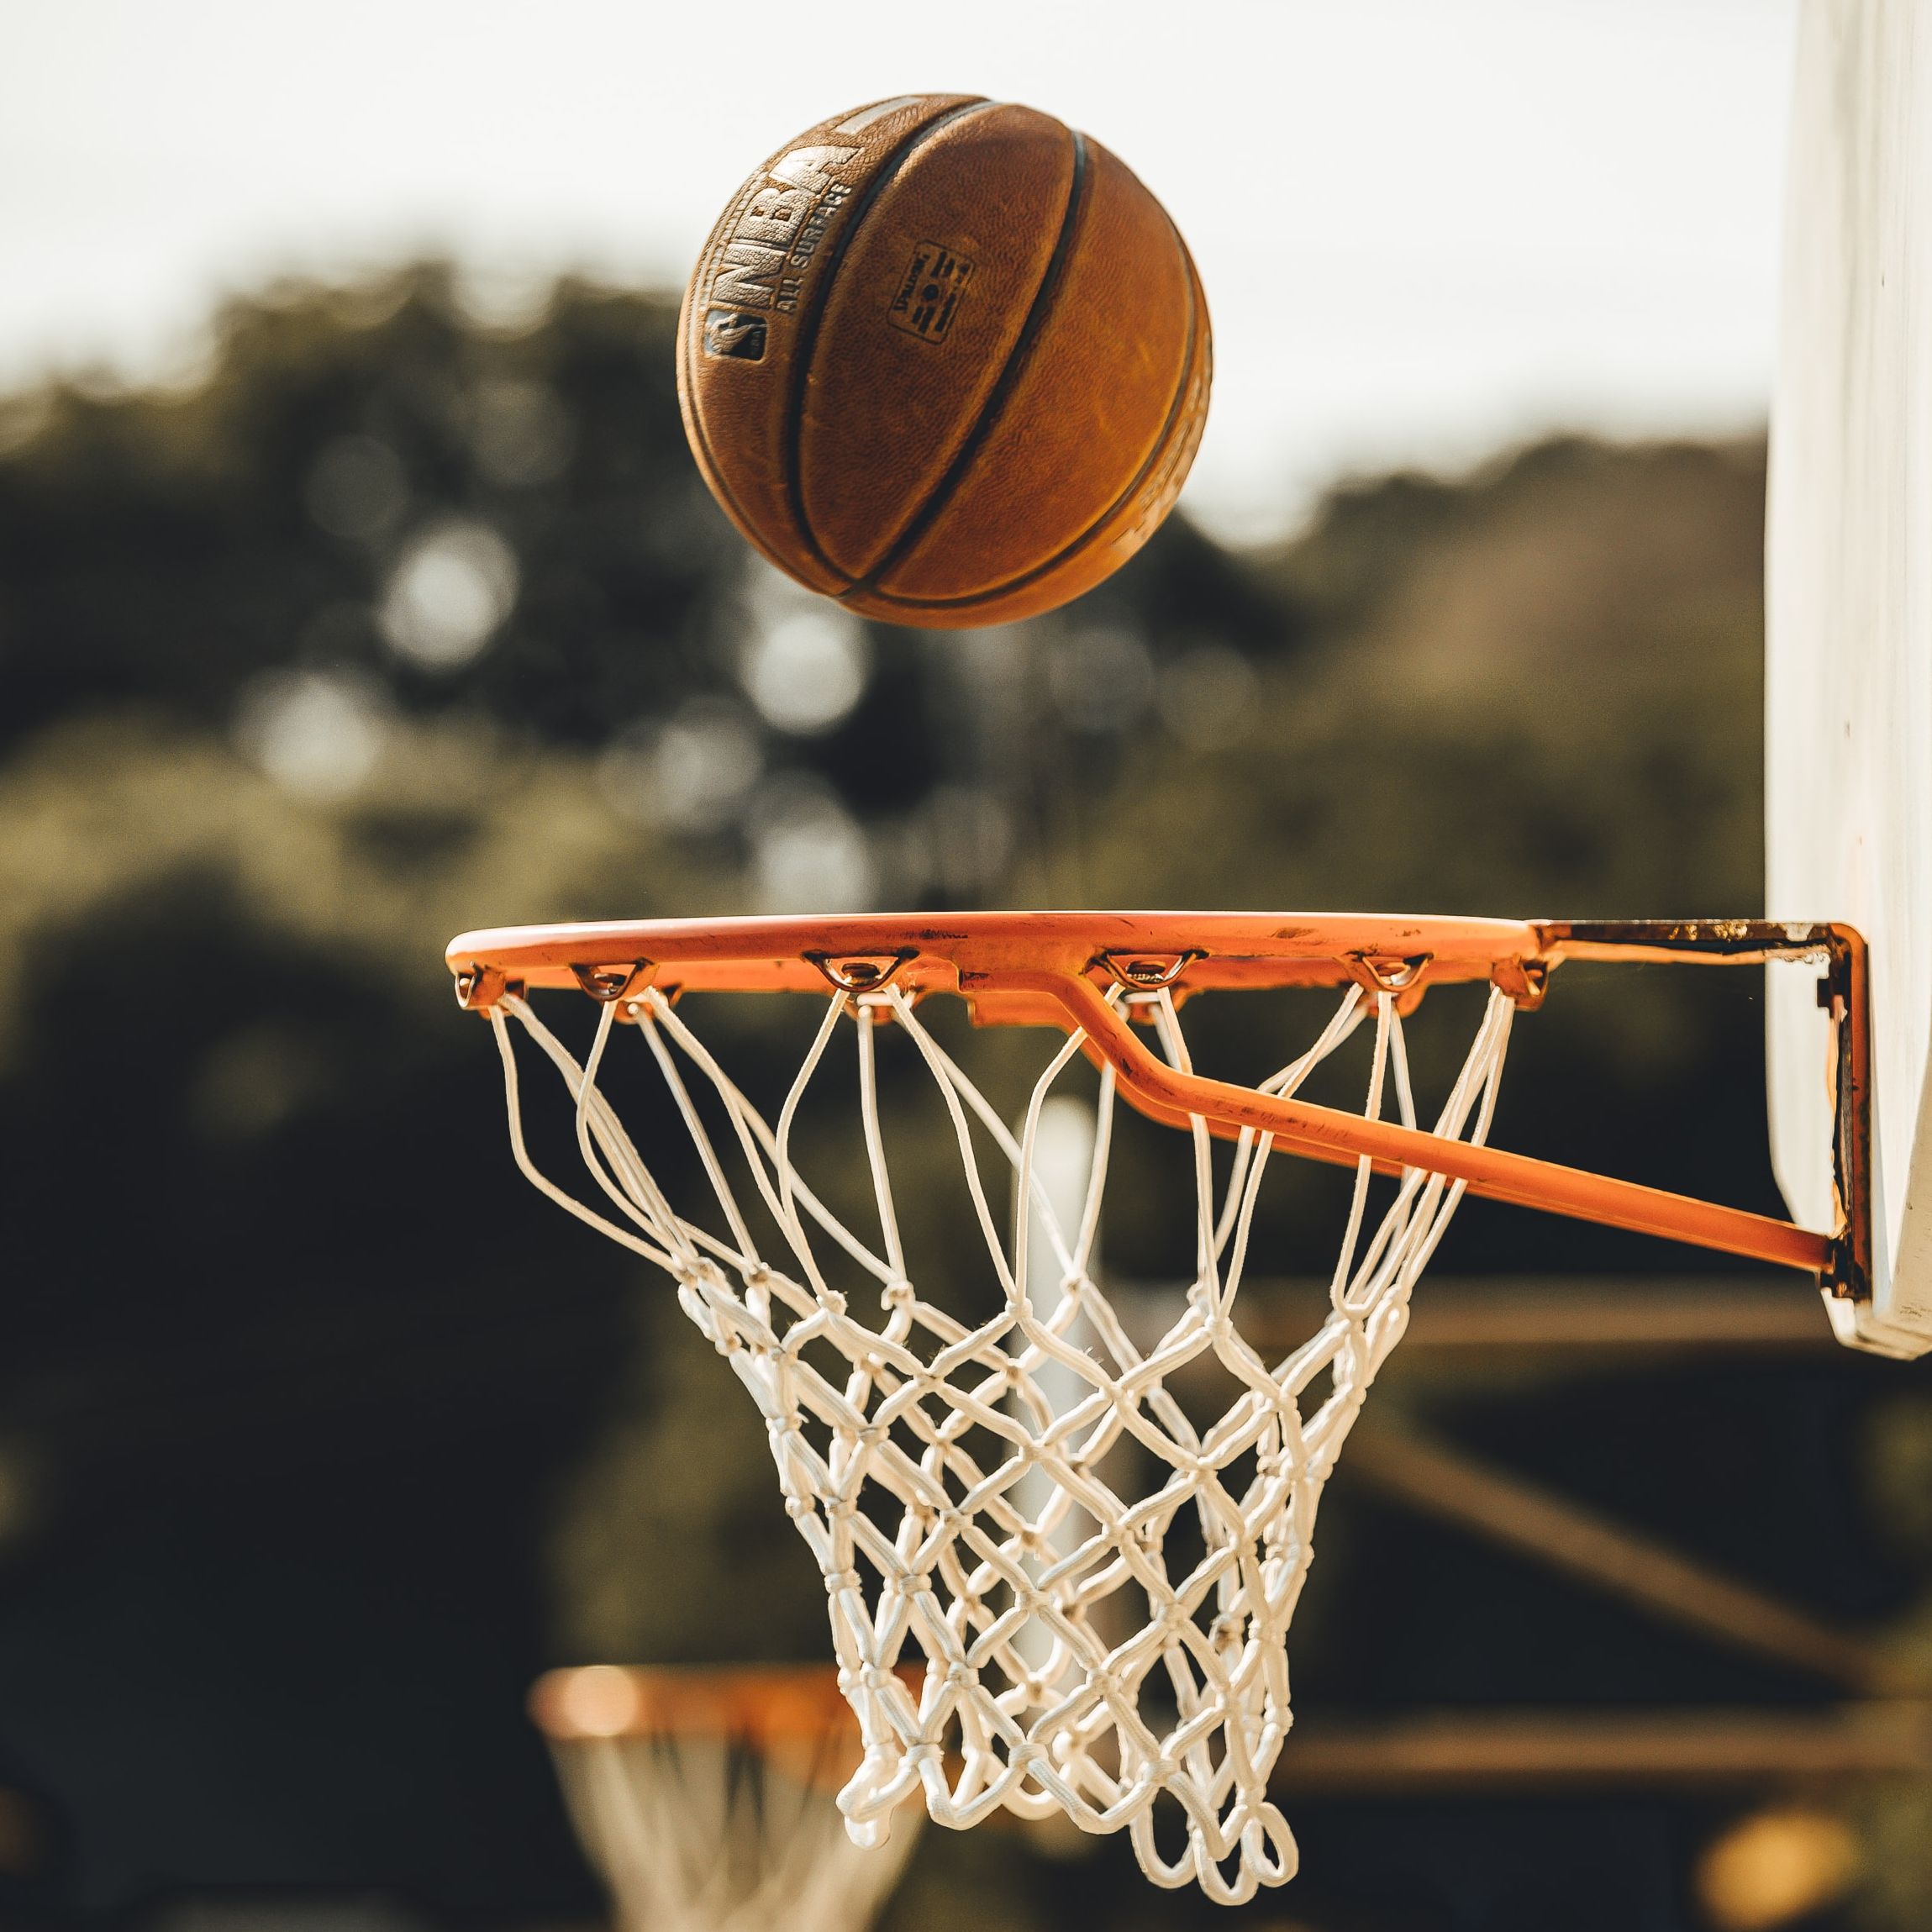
(710, 145), (864, 315)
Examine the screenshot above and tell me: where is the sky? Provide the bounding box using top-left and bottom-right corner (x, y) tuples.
(0, 0), (1799, 542)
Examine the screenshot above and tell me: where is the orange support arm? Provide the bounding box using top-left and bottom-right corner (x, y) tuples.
(1008, 971), (1835, 1278)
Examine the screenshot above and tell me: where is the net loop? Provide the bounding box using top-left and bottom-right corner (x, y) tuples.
(489, 968), (1513, 1902)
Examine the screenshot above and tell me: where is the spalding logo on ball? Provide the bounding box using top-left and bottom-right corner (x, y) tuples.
(677, 95), (1212, 628)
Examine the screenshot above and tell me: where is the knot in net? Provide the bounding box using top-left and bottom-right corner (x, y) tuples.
(490, 971), (1513, 1903)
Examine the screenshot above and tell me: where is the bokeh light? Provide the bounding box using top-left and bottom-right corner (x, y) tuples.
(1695, 1808), (1859, 1930)
(596, 700), (766, 834)
(233, 667), (387, 800)
(745, 772), (877, 912)
(377, 519), (519, 670)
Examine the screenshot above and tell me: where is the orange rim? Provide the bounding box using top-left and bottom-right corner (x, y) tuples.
(529, 1663), (857, 1744)
(448, 912), (1866, 1292)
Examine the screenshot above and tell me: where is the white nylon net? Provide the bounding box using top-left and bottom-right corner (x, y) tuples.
(490, 976), (1513, 1903)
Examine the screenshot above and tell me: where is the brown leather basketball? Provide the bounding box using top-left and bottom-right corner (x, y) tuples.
(676, 95), (1211, 629)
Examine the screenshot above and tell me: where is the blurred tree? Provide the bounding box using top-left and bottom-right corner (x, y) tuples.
(0, 713), (713, 1919)
(0, 268), (724, 750)
(0, 265), (1286, 919)
(0, 262), (1923, 1932)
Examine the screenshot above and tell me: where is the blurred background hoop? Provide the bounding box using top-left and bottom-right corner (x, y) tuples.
(529, 1664), (919, 1932)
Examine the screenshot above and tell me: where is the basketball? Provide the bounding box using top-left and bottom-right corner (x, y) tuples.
(676, 95), (1211, 629)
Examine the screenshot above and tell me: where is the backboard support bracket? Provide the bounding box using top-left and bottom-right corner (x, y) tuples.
(1529, 920), (1869, 1303)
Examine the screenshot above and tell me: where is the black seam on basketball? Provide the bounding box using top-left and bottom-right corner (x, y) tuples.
(855, 230), (1207, 614)
(779, 99), (1001, 587)
(841, 128), (1091, 603)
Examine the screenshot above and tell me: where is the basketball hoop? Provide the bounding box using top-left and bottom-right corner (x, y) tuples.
(451, 911), (1869, 1901)
(531, 1663), (919, 1932)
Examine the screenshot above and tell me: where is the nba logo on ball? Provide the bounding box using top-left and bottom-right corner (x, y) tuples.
(703, 308), (766, 361)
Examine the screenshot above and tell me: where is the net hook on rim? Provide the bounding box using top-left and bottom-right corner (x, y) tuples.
(570, 961), (654, 1003)
(1490, 955), (1552, 1011)
(1095, 950), (1205, 992)
(803, 949), (919, 995)
(454, 964), (524, 1012)
(1345, 951), (1433, 996)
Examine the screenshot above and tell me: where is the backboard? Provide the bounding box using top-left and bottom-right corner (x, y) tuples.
(1766, 0), (1932, 1356)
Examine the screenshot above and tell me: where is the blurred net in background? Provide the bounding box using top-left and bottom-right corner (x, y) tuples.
(531, 1665), (919, 1932)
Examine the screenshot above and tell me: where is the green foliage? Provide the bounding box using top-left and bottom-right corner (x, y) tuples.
(546, 1299), (828, 1663)
(3, 259), (1887, 1932)
(1087, 436), (1767, 917)
(0, 266), (732, 750)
